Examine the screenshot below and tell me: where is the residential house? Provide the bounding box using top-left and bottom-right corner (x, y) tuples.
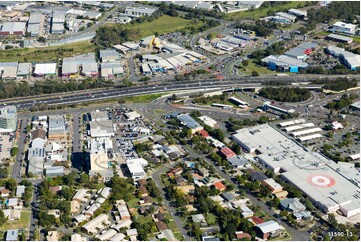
(280, 198), (306, 213)
(262, 178), (283, 194)
(213, 181), (226, 192)
(220, 147), (236, 159)
(0, 187), (10, 197)
(235, 231), (252, 240)
(255, 220), (282, 240)
(15, 185), (25, 198)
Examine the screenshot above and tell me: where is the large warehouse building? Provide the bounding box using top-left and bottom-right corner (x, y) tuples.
(233, 124), (360, 218)
(0, 22), (26, 36)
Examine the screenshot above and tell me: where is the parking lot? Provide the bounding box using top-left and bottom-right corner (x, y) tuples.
(0, 134), (14, 162)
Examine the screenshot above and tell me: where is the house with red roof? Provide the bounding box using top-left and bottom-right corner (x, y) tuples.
(220, 146), (236, 159)
(235, 231), (252, 240)
(248, 216), (265, 225)
(213, 181), (226, 192)
(199, 129), (210, 138)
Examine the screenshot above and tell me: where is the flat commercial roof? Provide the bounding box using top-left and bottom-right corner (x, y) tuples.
(233, 124), (360, 214)
(99, 49), (120, 61)
(327, 34), (353, 43)
(275, 12), (297, 21)
(34, 63), (57, 75)
(298, 133), (323, 142)
(28, 11), (42, 24)
(279, 119), (306, 127)
(283, 123), (315, 132)
(262, 55), (308, 68)
(0, 22), (26, 34)
(17, 63), (31, 76)
(178, 114), (202, 129)
(291, 127), (322, 137)
(288, 8), (307, 16)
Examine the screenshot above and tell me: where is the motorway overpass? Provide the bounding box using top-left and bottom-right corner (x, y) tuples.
(0, 77), (331, 111)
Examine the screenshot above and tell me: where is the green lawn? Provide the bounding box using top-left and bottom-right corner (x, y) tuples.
(227, 1), (307, 20)
(0, 211), (31, 231)
(0, 41), (96, 62)
(119, 15), (197, 39)
(164, 212), (183, 240)
(127, 197), (140, 209)
(124, 93), (164, 103)
(239, 59), (275, 75)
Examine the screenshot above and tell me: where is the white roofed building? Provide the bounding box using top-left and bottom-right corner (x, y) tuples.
(33, 63), (57, 77)
(330, 21), (358, 36)
(232, 124), (360, 217)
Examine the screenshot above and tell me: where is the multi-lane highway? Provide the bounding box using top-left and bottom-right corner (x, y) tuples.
(2, 75), (358, 111)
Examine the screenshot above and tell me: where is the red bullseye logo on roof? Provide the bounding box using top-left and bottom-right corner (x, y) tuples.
(307, 174), (336, 188)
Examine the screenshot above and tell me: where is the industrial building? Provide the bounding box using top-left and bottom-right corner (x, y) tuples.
(89, 121), (114, 137)
(124, 6), (158, 17)
(0, 106), (17, 133)
(27, 11), (43, 37)
(48, 115), (66, 141)
(62, 53), (98, 77)
(0, 62), (18, 80)
(329, 21), (358, 36)
(177, 114), (203, 134)
(51, 11), (65, 34)
(0, 22), (26, 36)
(99, 49), (121, 62)
(326, 33), (353, 43)
(275, 12), (297, 22)
(326, 46), (360, 70)
(196, 2), (214, 11)
(261, 54), (309, 72)
(232, 124), (360, 217)
(33, 63), (57, 77)
(101, 62), (124, 79)
(284, 42), (317, 60)
(16, 63), (32, 79)
(288, 8), (307, 18)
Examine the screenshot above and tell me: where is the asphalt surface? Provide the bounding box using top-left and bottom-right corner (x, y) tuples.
(2, 75), (356, 111)
(11, 118), (29, 182)
(151, 165), (193, 241)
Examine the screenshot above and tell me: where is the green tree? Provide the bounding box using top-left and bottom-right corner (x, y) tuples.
(10, 147), (18, 156)
(0, 209), (5, 226)
(251, 71), (259, 76)
(241, 59), (249, 66)
(79, 173), (89, 184)
(38, 36), (46, 43)
(6, 178), (17, 191)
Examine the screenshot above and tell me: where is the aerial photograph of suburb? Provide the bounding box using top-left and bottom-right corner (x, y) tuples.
(0, 0), (359, 241)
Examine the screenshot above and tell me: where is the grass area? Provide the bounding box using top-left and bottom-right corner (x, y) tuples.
(127, 197), (140, 209)
(0, 211), (31, 231)
(352, 36), (360, 43)
(107, 15), (200, 40)
(226, 1), (307, 20)
(165, 213), (183, 240)
(238, 59), (274, 75)
(0, 41), (96, 62)
(137, 214), (154, 224)
(205, 213), (217, 225)
(124, 93), (164, 103)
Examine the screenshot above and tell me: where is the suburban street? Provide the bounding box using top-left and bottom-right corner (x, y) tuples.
(151, 165), (193, 241)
